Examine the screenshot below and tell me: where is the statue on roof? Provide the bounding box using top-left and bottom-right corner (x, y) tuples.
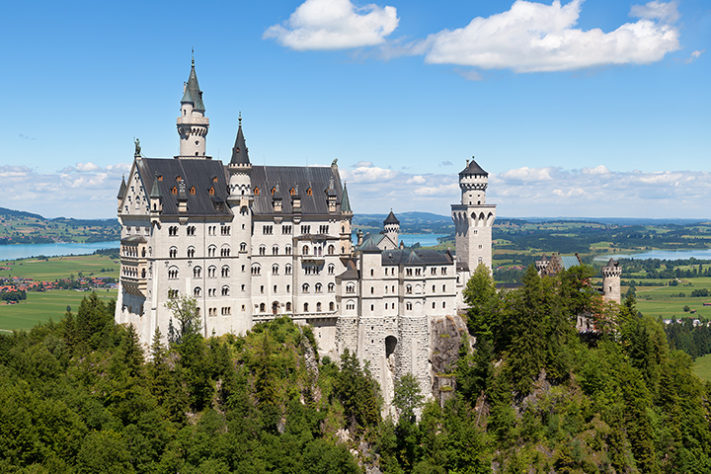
(134, 138), (142, 158)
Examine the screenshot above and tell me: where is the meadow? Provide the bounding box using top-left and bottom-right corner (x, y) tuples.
(633, 277), (711, 320)
(0, 288), (117, 332)
(693, 353), (711, 383)
(0, 254), (118, 280)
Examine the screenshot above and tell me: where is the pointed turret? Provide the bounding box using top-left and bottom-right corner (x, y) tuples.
(230, 115), (250, 166)
(384, 210), (399, 225)
(117, 176), (127, 200)
(177, 54), (209, 158)
(150, 177), (161, 199)
(341, 183), (352, 213)
(181, 56), (205, 112)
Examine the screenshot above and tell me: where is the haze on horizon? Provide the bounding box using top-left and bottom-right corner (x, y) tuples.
(1, 0), (709, 220)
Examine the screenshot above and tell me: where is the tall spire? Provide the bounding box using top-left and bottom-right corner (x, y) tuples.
(230, 114), (250, 165)
(341, 182), (352, 213)
(181, 53), (205, 112)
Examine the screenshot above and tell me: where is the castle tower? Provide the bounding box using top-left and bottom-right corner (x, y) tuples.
(176, 55), (209, 158)
(383, 210), (400, 247)
(602, 259), (622, 304)
(451, 158), (496, 272)
(227, 115), (253, 334)
(340, 181), (353, 256)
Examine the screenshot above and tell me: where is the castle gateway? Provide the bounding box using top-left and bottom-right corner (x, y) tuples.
(115, 61), (495, 404)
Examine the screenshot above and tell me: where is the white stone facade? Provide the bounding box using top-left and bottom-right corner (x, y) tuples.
(115, 63), (495, 405)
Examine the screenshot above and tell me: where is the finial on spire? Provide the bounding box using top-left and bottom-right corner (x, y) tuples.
(238, 111), (242, 127)
(191, 48), (195, 66)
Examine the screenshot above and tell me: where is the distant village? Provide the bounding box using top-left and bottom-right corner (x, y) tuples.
(0, 261), (116, 304)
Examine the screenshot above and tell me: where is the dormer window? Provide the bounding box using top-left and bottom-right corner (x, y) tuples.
(212, 176), (218, 183)
(254, 187), (260, 196)
(290, 187), (296, 196)
(271, 187), (277, 195)
(306, 187), (313, 196)
(189, 186), (196, 195)
(208, 186), (215, 196)
(171, 186), (177, 195)
(157, 175), (163, 182)
(176, 176), (182, 182)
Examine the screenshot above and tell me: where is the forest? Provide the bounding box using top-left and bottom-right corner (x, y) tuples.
(1, 265), (711, 472)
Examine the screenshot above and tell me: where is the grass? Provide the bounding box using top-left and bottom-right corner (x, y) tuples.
(0, 254), (119, 280)
(0, 289), (117, 332)
(693, 354), (711, 383)
(633, 277), (711, 320)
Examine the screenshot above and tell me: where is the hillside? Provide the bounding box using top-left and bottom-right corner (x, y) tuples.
(0, 207), (119, 244)
(2, 269), (711, 472)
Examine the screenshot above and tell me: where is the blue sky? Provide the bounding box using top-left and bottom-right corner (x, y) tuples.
(1, 0), (709, 219)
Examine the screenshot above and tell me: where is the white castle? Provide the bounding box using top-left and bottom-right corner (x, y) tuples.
(115, 61), (495, 404)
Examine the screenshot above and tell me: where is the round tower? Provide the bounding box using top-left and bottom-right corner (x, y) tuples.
(383, 210), (400, 247)
(602, 259), (622, 304)
(176, 55), (209, 158)
(451, 157), (496, 272)
(227, 115), (253, 334)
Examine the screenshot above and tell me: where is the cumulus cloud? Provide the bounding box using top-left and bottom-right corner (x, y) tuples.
(0, 162), (129, 218)
(417, 0), (680, 72)
(264, 0), (398, 50)
(342, 162), (397, 183)
(339, 162), (711, 218)
(687, 49), (704, 63)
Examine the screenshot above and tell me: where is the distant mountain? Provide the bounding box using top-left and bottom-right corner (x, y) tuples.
(0, 207), (120, 245)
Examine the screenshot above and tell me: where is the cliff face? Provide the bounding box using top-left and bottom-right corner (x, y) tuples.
(430, 315), (469, 405)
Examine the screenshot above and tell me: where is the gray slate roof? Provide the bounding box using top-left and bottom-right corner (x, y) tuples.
(459, 159), (488, 177)
(136, 158), (231, 216)
(381, 249), (454, 266)
(181, 61), (205, 112)
(384, 210), (399, 225)
(230, 119), (250, 165)
(250, 165), (347, 217)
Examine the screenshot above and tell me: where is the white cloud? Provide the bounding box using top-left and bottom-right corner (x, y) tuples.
(687, 49), (704, 63)
(630, 0), (679, 23)
(418, 0), (680, 72)
(499, 166), (553, 181)
(342, 162), (397, 183)
(264, 0), (398, 51)
(0, 163), (129, 218)
(407, 175), (426, 184)
(582, 165), (610, 175)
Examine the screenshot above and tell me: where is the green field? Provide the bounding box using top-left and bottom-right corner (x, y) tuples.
(0, 289), (117, 332)
(693, 353), (711, 383)
(0, 254), (119, 280)
(633, 277), (711, 320)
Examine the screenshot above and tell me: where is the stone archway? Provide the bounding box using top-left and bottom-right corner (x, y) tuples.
(272, 301), (279, 315)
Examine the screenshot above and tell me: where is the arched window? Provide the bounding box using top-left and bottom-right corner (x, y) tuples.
(168, 266), (179, 279)
(208, 245), (216, 257)
(221, 285), (230, 296)
(221, 265), (230, 277)
(328, 264), (335, 275)
(208, 266), (217, 278)
(272, 245), (279, 255)
(286, 302), (292, 311)
(316, 302), (322, 312)
(302, 245), (309, 255)
(141, 268), (146, 278)
(272, 264), (279, 275)
(251, 264), (261, 276)
(194, 287), (201, 297)
(406, 284), (412, 294)
(406, 302), (412, 310)
(315, 283), (322, 293)
(221, 246), (231, 257)
(303, 302), (309, 312)
(193, 266), (202, 278)
(328, 283), (335, 293)
(259, 303), (266, 312)
(346, 300), (356, 310)
(259, 245), (266, 256)
(302, 283), (310, 293)
(169, 247), (177, 258)
(240, 242), (247, 252)
(329, 302), (335, 311)
(285, 245), (292, 255)
(328, 245), (334, 255)
(346, 283), (355, 294)
(187, 246), (195, 258)
(285, 264), (292, 275)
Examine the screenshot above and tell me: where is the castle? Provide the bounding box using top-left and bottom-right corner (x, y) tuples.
(115, 60), (495, 404)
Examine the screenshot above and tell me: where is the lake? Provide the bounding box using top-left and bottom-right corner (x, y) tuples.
(350, 233), (447, 247)
(594, 249), (711, 261)
(0, 241), (120, 261)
